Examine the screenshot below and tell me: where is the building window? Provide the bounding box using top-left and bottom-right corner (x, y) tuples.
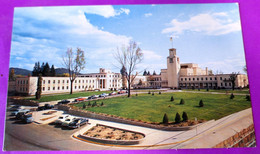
(197, 78), (199, 81)
(93, 80), (94, 83)
(90, 80), (91, 83)
(43, 80), (45, 84)
(86, 80), (88, 83)
(225, 83), (227, 86)
(220, 77), (223, 80)
(201, 78), (203, 80)
(89, 85), (91, 88)
(104, 75), (106, 77)
(62, 86), (64, 90)
(229, 83), (231, 86)
(189, 78), (191, 81)
(75, 80), (77, 83)
(43, 87), (45, 91)
(210, 77), (212, 80)
(206, 77), (208, 80)
(53, 80), (55, 84)
(79, 86), (80, 89)
(83, 80), (84, 83)
(67, 80), (69, 83)
(63, 80), (65, 83)
(67, 86), (69, 89)
(185, 78), (187, 81)
(48, 87), (50, 91)
(221, 83), (223, 86)
(58, 87), (60, 90)
(53, 87), (55, 90)
(215, 77), (217, 80)
(79, 80), (81, 83)
(181, 78), (183, 81)
(26, 81), (28, 84)
(93, 85), (94, 88)
(82, 85), (84, 89)
(58, 80), (60, 83)
(193, 78), (195, 81)
(75, 86), (77, 89)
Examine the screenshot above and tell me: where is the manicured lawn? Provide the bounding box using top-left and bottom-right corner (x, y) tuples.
(26, 91), (111, 102)
(73, 92), (252, 123)
(182, 89), (250, 94)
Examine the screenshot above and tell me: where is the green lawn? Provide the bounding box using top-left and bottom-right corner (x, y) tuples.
(182, 89), (250, 94)
(26, 91), (111, 102)
(73, 92), (251, 123)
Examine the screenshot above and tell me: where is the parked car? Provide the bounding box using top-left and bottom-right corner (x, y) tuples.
(11, 109), (30, 116)
(88, 95), (99, 99)
(68, 118), (89, 129)
(61, 116), (77, 127)
(99, 93), (109, 98)
(37, 106), (46, 111)
(37, 104), (54, 111)
(58, 100), (70, 105)
(118, 90), (126, 94)
(8, 105), (23, 111)
(74, 97), (86, 102)
(20, 113), (34, 123)
(55, 114), (70, 125)
(15, 111), (31, 120)
(109, 92), (117, 96)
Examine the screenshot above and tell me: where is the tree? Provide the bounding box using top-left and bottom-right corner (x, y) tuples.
(230, 93), (235, 99)
(50, 65), (56, 76)
(170, 96), (174, 101)
(243, 65), (247, 74)
(246, 95), (250, 101)
(162, 113), (169, 124)
(9, 68), (15, 81)
(40, 62), (45, 75)
(120, 66), (127, 89)
(63, 48), (86, 94)
(230, 72), (239, 90)
(199, 100), (204, 107)
(35, 74), (42, 100)
(153, 70), (157, 75)
(43, 62), (50, 76)
(32, 62), (41, 76)
(138, 79), (143, 85)
(147, 71), (150, 75)
(88, 102), (91, 106)
(175, 113), (181, 123)
(180, 99), (185, 104)
(143, 70), (147, 76)
(101, 102), (104, 106)
(182, 112), (188, 121)
(83, 103), (86, 109)
(114, 41), (143, 97)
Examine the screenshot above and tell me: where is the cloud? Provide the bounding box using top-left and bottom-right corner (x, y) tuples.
(162, 12), (241, 35)
(142, 50), (162, 60)
(10, 6), (132, 72)
(144, 13), (152, 17)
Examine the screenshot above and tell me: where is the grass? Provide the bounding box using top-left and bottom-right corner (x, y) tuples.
(182, 88), (250, 94)
(73, 92), (251, 123)
(26, 91), (111, 102)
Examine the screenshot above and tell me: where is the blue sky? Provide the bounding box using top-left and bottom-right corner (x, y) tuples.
(10, 3), (246, 74)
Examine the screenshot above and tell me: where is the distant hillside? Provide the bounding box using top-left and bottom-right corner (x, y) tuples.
(9, 67), (32, 76)
(9, 67), (81, 76)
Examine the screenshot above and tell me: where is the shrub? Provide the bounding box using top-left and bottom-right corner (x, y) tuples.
(175, 112), (181, 123)
(162, 113), (169, 124)
(159, 91), (161, 94)
(230, 93), (235, 99)
(198, 88), (200, 91)
(170, 96), (174, 101)
(180, 99), (185, 104)
(148, 90), (151, 94)
(182, 112), (188, 122)
(206, 88), (209, 91)
(101, 102), (104, 106)
(192, 86), (195, 90)
(246, 95), (251, 101)
(199, 100), (204, 107)
(136, 93), (138, 96)
(88, 102), (91, 106)
(83, 103), (86, 109)
(152, 92), (154, 96)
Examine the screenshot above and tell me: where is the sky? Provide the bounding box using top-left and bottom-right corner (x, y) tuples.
(10, 3), (246, 74)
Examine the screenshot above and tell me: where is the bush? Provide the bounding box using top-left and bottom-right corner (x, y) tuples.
(170, 96), (174, 101)
(198, 88), (200, 91)
(192, 86), (195, 90)
(148, 90), (151, 94)
(175, 112), (181, 123)
(180, 99), (185, 104)
(230, 93), (235, 99)
(182, 112), (188, 121)
(88, 102), (91, 106)
(159, 91), (161, 94)
(152, 92), (154, 96)
(206, 88), (209, 91)
(136, 93), (138, 96)
(83, 103), (86, 109)
(101, 102), (104, 106)
(246, 95), (251, 101)
(162, 113), (169, 124)
(199, 100), (204, 107)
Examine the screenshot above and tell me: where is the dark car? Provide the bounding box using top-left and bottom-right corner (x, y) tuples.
(8, 105), (21, 111)
(15, 111), (30, 120)
(37, 104), (54, 111)
(20, 113), (33, 123)
(68, 118), (89, 129)
(37, 106), (45, 111)
(58, 100), (70, 105)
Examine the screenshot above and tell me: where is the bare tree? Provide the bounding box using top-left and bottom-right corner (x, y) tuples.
(243, 65), (247, 74)
(63, 48), (86, 94)
(230, 72), (239, 90)
(115, 41), (143, 97)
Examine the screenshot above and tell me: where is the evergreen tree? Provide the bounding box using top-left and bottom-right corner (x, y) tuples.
(83, 103), (86, 109)
(148, 90), (151, 94)
(50, 65), (56, 76)
(162, 113), (169, 124)
(153, 70), (157, 75)
(159, 91), (161, 94)
(175, 112), (181, 123)
(35, 74), (42, 100)
(199, 100), (204, 107)
(143, 70), (147, 76)
(43, 62), (50, 76)
(147, 71), (150, 75)
(37, 62), (41, 75)
(40, 62), (45, 75)
(230, 93), (235, 99)
(101, 102), (104, 106)
(88, 102), (91, 106)
(170, 96), (174, 101)
(246, 95), (251, 101)
(9, 68), (15, 81)
(152, 92), (154, 95)
(180, 99), (185, 104)
(32, 62), (38, 76)
(182, 112), (188, 121)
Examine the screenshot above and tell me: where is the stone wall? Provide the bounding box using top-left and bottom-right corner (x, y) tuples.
(213, 124), (255, 148)
(58, 104), (196, 131)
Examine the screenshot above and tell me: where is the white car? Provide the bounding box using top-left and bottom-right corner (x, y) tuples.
(99, 93), (109, 97)
(61, 116), (77, 127)
(55, 115), (70, 125)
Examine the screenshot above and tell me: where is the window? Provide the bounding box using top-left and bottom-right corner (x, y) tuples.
(75, 80), (77, 83)
(229, 83), (231, 86)
(193, 78), (195, 81)
(90, 80), (91, 83)
(185, 78), (187, 81)
(86, 80), (88, 83)
(215, 77), (217, 80)
(48, 80), (50, 84)
(169, 58), (173, 63)
(181, 78), (183, 81)
(75, 86), (77, 89)
(43, 80), (45, 84)
(225, 83), (227, 86)
(67, 80), (69, 83)
(201, 78), (203, 80)
(43, 87), (45, 91)
(58, 80), (60, 83)
(62, 86), (64, 90)
(197, 78), (199, 81)
(79, 86), (80, 89)
(23, 80), (25, 84)
(220, 77), (223, 80)
(67, 86), (69, 89)
(48, 87), (50, 91)
(189, 78), (191, 81)
(63, 80), (65, 83)
(210, 77), (212, 80)
(53, 87), (55, 90)
(83, 80), (84, 83)
(93, 80), (94, 83)
(79, 80), (81, 83)
(82, 85), (84, 89)
(93, 85), (94, 88)
(58, 87), (60, 90)
(221, 83), (223, 86)
(206, 77), (208, 80)
(26, 80), (28, 84)
(104, 75), (106, 77)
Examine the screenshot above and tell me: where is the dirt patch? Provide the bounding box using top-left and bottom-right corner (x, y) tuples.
(84, 124), (144, 140)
